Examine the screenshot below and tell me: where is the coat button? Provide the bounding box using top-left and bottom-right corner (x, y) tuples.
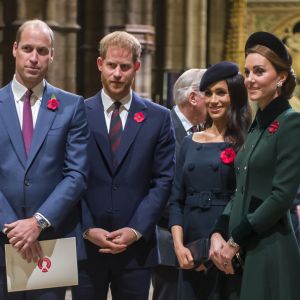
(244, 166), (247, 170)
(112, 185), (118, 191)
(24, 180), (30, 186)
(241, 186), (244, 194)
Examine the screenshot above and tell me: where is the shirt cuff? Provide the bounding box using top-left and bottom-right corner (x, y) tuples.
(35, 212), (51, 227)
(130, 228), (142, 241)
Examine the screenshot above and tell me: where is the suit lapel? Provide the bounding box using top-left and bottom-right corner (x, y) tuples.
(171, 108), (187, 143)
(86, 93), (113, 173)
(0, 84), (27, 168)
(26, 83), (57, 168)
(114, 93), (147, 171)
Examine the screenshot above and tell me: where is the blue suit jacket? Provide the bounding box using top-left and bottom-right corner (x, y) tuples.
(0, 81), (89, 265)
(83, 91), (175, 268)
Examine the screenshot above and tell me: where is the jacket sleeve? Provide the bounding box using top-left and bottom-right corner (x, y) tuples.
(127, 109), (176, 240)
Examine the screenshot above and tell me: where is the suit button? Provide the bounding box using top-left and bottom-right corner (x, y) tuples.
(244, 166), (247, 170)
(112, 185), (118, 191)
(24, 180), (30, 186)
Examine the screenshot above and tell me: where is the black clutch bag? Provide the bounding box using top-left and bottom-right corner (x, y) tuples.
(185, 238), (209, 267)
(155, 225), (178, 267)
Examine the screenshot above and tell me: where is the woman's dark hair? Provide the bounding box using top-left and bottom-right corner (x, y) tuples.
(246, 45), (296, 99)
(204, 73), (252, 151)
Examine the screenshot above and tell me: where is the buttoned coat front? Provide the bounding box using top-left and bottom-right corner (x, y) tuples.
(224, 97), (300, 300)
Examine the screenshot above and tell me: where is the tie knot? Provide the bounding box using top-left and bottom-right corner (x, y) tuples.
(114, 101), (122, 110)
(190, 125), (199, 133)
(24, 90), (33, 103)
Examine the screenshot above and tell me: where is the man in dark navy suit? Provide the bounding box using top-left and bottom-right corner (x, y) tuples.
(152, 69), (207, 300)
(0, 20), (89, 299)
(73, 31), (175, 300)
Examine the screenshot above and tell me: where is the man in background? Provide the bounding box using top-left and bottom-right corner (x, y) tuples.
(152, 68), (207, 300)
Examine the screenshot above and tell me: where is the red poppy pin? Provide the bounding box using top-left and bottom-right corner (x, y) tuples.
(220, 147), (236, 165)
(268, 120), (279, 134)
(47, 94), (59, 111)
(134, 112), (145, 123)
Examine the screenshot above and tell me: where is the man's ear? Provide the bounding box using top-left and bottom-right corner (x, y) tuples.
(12, 41), (17, 58)
(97, 57), (103, 72)
(134, 60), (141, 71)
(50, 48), (54, 63)
(188, 91), (197, 106)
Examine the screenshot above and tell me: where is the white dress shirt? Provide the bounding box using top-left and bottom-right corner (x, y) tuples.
(174, 105), (194, 134)
(101, 89), (132, 131)
(11, 75), (44, 128)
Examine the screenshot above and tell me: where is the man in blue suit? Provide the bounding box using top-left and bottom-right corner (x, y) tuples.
(0, 20), (89, 299)
(72, 31), (175, 300)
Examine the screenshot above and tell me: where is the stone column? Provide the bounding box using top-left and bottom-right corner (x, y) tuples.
(45, 0), (80, 92)
(186, 0), (207, 68)
(224, 0), (247, 67)
(207, 0), (228, 64)
(165, 0), (184, 71)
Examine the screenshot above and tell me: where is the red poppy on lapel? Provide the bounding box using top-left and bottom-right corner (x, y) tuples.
(220, 147), (236, 164)
(47, 94), (59, 111)
(134, 112), (145, 123)
(268, 120), (279, 134)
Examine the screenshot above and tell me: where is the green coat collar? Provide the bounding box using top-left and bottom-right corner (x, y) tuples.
(249, 96), (291, 131)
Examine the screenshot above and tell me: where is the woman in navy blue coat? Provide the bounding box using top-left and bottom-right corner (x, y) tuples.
(169, 62), (252, 300)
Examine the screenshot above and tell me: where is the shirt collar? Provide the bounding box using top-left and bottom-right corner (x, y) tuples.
(249, 95), (291, 131)
(12, 75), (45, 103)
(101, 89), (132, 112)
(174, 105), (193, 132)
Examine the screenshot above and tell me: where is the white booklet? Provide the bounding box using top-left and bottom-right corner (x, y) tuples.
(5, 237), (78, 292)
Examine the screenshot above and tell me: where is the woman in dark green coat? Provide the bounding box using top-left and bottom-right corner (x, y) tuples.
(210, 31), (300, 300)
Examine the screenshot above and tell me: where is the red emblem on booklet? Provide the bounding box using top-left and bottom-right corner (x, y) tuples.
(133, 112), (145, 123)
(47, 94), (59, 111)
(220, 147), (236, 165)
(38, 257), (52, 273)
(268, 120), (279, 134)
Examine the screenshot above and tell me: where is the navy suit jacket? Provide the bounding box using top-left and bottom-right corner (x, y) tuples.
(171, 108), (187, 161)
(0, 81), (89, 265)
(83, 91), (175, 268)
